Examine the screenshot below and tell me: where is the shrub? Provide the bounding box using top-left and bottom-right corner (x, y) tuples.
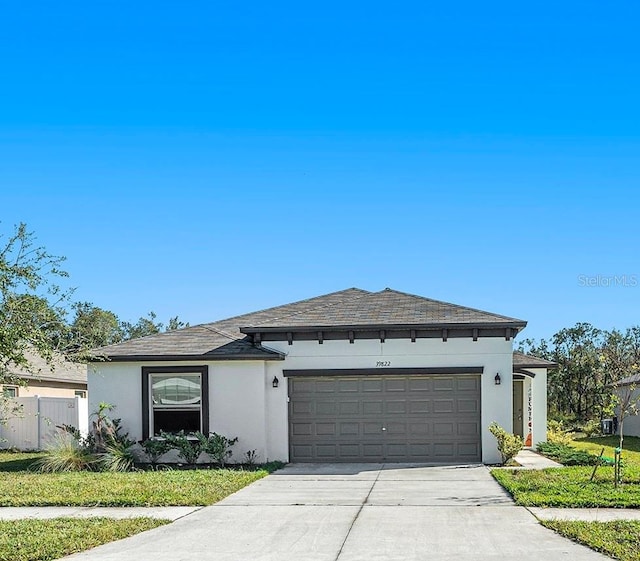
(159, 431), (201, 465)
(141, 438), (171, 465)
(580, 419), (602, 438)
(100, 440), (137, 472)
(536, 441), (602, 466)
(489, 422), (523, 465)
(547, 420), (575, 445)
(37, 403), (137, 472)
(35, 433), (99, 472)
(197, 432), (238, 467)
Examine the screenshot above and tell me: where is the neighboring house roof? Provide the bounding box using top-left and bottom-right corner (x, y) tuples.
(92, 287), (527, 361)
(512, 351), (558, 369)
(3, 350), (87, 385)
(615, 373), (640, 387)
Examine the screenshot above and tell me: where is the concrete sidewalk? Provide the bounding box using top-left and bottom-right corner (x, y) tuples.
(514, 449), (563, 469)
(56, 463), (609, 561)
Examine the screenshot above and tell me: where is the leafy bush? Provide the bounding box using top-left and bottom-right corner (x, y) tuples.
(536, 441), (601, 466)
(489, 422), (523, 464)
(141, 438), (171, 465)
(197, 433), (238, 467)
(159, 431), (202, 465)
(547, 420), (575, 445)
(580, 419), (602, 438)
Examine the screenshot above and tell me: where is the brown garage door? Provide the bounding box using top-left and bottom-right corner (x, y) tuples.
(288, 374), (481, 463)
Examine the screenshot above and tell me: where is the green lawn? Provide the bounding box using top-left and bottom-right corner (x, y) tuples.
(491, 436), (640, 508)
(0, 451), (275, 506)
(542, 520), (640, 561)
(0, 517), (169, 561)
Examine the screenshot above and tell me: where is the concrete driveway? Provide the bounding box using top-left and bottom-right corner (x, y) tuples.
(63, 463), (608, 561)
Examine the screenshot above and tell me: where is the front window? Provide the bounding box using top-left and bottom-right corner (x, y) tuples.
(142, 365), (209, 439)
(151, 374), (201, 434)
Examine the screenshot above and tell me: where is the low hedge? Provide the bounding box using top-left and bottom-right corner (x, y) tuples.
(537, 441), (606, 466)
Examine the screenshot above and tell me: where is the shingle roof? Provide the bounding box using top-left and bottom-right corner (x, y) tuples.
(615, 373), (640, 387)
(5, 350), (87, 384)
(92, 288), (368, 361)
(513, 351), (557, 369)
(241, 288), (526, 330)
(93, 287), (527, 361)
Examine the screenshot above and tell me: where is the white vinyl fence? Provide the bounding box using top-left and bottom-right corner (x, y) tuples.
(0, 396), (88, 451)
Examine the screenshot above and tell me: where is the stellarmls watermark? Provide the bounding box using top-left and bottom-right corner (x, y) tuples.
(578, 274), (638, 287)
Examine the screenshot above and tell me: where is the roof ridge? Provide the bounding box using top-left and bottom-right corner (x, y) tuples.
(376, 288), (526, 324)
(205, 288), (371, 328)
(240, 288), (372, 327)
(201, 324), (244, 341)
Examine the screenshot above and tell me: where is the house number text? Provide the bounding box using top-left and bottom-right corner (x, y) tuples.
(376, 361), (391, 367)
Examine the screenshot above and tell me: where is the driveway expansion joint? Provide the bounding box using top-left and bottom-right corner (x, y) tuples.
(333, 464), (382, 561)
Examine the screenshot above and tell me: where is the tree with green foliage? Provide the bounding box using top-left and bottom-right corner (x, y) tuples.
(520, 323), (640, 424)
(0, 223), (71, 394)
(67, 302), (124, 354)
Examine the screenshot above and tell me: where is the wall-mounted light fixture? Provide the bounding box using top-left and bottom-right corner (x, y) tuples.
(272, 376), (280, 388)
(494, 373), (501, 386)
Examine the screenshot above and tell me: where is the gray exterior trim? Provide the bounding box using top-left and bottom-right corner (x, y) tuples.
(283, 367), (484, 377)
(247, 326), (524, 344)
(514, 368), (537, 378)
(242, 321), (527, 334)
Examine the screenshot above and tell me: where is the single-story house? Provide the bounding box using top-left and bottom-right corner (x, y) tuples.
(2, 350), (87, 399)
(612, 373), (640, 437)
(89, 287), (552, 464)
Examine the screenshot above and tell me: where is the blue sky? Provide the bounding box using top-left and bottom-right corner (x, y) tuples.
(1, 1), (639, 341)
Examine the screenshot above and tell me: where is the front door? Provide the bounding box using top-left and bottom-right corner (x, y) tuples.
(512, 380), (524, 438)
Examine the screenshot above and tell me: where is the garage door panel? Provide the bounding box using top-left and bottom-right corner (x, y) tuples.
(385, 400), (407, 414)
(457, 422), (479, 436)
(457, 377), (480, 391)
(458, 443), (480, 457)
(291, 401), (313, 415)
(363, 422), (383, 435)
(363, 400), (383, 414)
(338, 380), (359, 392)
(385, 379), (407, 392)
(433, 378), (454, 391)
(339, 401), (359, 415)
(386, 443), (408, 457)
(363, 380), (383, 392)
(409, 399), (430, 413)
(316, 423), (336, 435)
(433, 399), (455, 413)
(433, 443), (455, 457)
(458, 399), (479, 413)
(409, 422), (430, 435)
(408, 378), (431, 391)
(339, 422), (360, 435)
(316, 402), (337, 415)
(289, 374), (481, 463)
(362, 444), (384, 458)
(291, 422), (313, 436)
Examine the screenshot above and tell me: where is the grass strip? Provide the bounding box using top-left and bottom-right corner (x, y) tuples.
(0, 469), (268, 506)
(542, 520), (640, 561)
(492, 466), (640, 507)
(0, 517), (168, 561)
